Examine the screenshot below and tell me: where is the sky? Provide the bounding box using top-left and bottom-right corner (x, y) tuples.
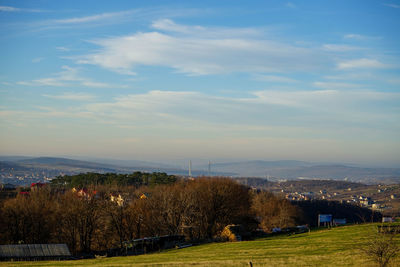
(0, 0), (399, 167)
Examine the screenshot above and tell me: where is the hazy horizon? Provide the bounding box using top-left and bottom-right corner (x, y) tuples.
(1, 153), (398, 169)
(1, 1), (399, 167)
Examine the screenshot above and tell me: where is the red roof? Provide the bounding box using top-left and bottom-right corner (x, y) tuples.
(31, 182), (45, 188)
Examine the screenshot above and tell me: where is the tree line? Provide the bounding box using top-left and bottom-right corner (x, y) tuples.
(0, 174), (379, 255)
(50, 171), (177, 188)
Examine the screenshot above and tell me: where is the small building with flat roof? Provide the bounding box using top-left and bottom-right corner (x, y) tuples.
(0, 244), (71, 261)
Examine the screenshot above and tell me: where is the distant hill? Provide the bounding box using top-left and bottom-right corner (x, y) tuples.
(210, 160), (312, 169)
(204, 160), (400, 183)
(17, 157), (123, 173)
(1, 156), (399, 184)
(0, 156), (33, 162)
(18, 157), (119, 169)
(85, 157), (177, 169)
(0, 161), (30, 171)
(1, 157), (231, 181)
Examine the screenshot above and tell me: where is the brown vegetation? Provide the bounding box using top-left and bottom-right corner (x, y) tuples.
(1, 176), (376, 257)
(251, 191), (300, 231)
(0, 177), (272, 255)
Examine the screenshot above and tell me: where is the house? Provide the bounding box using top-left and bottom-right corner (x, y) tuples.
(382, 217), (394, 223)
(72, 187), (97, 199)
(372, 203), (380, 209)
(110, 193), (124, 206)
(30, 183), (45, 191)
(360, 199), (372, 207)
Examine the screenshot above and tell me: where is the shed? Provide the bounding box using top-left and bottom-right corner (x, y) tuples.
(0, 244), (71, 261)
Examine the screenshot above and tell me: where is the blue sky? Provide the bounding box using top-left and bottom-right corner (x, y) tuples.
(0, 0), (399, 166)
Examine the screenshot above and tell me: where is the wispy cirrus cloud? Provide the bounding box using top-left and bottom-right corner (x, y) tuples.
(343, 34), (381, 40)
(56, 46), (71, 52)
(313, 81), (362, 90)
(337, 58), (390, 70)
(151, 18), (262, 37)
(252, 74), (298, 83)
(17, 65), (126, 88)
(79, 89), (400, 129)
(2, 89), (399, 162)
(28, 8), (206, 31)
(384, 3), (400, 8)
(52, 10), (134, 25)
(43, 92), (96, 101)
(77, 19), (329, 76)
(0, 5), (45, 12)
(322, 44), (361, 52)
(10, 88), (398, 130)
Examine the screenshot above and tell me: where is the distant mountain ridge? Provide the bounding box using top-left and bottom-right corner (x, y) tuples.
(18, 157), (121, 170)
(204, 160), (400, 183)
(209, 160), (313, 168)
(0, 156), (232, 178)
(1, 156), (399, 184)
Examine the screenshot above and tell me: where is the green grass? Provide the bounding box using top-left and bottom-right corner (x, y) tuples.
(2, 224), (400, 267)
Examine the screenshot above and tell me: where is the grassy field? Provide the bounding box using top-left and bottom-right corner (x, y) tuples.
(2, 224), (400, 267)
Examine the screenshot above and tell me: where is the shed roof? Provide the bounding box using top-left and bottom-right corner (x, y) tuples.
(0, 244), (71, 258)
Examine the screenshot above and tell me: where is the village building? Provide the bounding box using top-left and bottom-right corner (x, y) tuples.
(0, 244), (71, 261)
(110, 193), (124, 206)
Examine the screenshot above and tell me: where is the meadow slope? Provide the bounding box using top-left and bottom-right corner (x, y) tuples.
(2, 224), (399, 267)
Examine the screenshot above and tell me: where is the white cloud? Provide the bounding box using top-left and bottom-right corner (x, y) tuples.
(31, 8), (205, 31)
(343, 34), (381, 40)
(2, 89), (399, 162)
(151, 19), (261, 38)
(56, 46), (70, 52)
(0, 5), (44, 12)
(43, 92), (96, 101)
(337, 58), (389, 69)
(313, 81), (361, 89)
(151, 19), (206, 34)
(0, 6), (20, 12)
(384, 3), (400, 8)
(18, 65), (126, 88)
(250, 89), (340, 107)
(53, 10), (134, 25)
(79, 89), (400, 130)
(78, 20), (328, 75)
(322, 44), (361, 52)
(29, 9), (142, 31)
(253, 74), (298, 83)
(33, 78), (66, 87)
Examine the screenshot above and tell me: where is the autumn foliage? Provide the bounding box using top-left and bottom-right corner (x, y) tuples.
(0, 176), (300, 254)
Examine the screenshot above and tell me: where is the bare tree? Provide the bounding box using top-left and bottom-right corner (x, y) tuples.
(251, 191), (299, 232)
(361, 230), (399, 267)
